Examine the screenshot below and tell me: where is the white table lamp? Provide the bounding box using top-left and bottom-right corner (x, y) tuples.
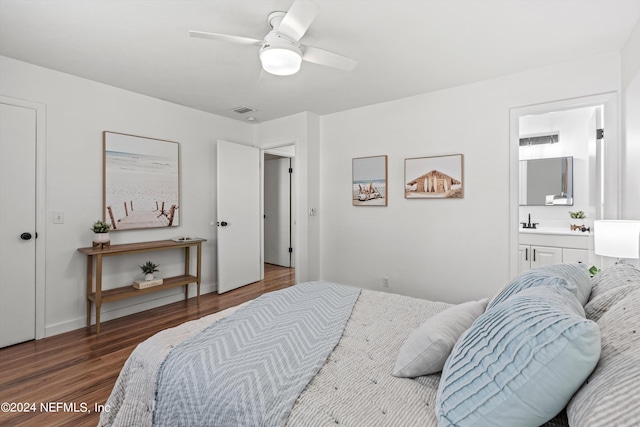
(594, 220), (640, 262)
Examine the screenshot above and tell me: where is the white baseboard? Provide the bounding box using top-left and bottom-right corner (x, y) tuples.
(45, 282), (218, 337)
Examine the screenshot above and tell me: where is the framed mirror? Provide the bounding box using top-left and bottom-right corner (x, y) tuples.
(519, 156), (573, 206)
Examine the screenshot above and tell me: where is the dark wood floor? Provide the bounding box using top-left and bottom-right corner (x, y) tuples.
(0, 264), (295, 427)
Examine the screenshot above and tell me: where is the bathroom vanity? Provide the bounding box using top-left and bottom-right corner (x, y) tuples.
(518, 228), (589, 273)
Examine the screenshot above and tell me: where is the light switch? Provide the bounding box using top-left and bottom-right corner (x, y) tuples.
(53, 211), (64, 224)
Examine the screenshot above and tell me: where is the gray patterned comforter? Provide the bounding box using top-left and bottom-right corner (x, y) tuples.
(99, 286), (452, 427)
(153, 282), (360, 426)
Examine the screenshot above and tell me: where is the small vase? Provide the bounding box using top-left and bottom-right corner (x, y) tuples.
(144, 273), (154, 281)
(93, 232), (109, 243)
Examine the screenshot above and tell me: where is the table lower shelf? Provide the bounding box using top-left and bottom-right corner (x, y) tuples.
(87, 274), (198, 303)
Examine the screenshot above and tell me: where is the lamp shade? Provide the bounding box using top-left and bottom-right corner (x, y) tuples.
(594, 220), (640, 259)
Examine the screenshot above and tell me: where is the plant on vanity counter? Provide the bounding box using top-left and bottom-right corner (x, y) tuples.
(569, 211), (587, 219)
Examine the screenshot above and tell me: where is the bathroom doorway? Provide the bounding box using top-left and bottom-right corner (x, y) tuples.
(509, 93), (619, 277)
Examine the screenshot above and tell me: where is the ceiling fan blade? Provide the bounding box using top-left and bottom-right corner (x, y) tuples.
(302, 46), (358, 71)
(188, 30), (263, 46)
(277, 0), (319, 42)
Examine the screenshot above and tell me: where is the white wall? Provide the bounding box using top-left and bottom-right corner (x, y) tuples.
(0, 56), (253, 335)
(621, 19), (640, 218)
(319, 53), (621, 304)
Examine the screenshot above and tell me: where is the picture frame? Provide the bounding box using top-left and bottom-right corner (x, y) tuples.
(352, 155), (388, 206)
(405, 154), (464, 199)
(103, 131), (180, 230)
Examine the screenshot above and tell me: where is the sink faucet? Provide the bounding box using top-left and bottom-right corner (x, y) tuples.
(521, 213), (539, 229)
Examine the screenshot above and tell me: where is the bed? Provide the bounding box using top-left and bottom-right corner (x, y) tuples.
(99, 263), (640, 427)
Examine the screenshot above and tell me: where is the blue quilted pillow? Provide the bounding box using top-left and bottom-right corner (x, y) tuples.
(488, 263), (592, 309)
(436, 285), (600, 427)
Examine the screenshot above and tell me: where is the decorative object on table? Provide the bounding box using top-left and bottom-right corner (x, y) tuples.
(133, 277), (164, 289)
(91, 220), (111, 249)
(103, 131), (180, 231)
(171, 236), (205, 242)
(569, 211), (589, 232)
(139, 261), (160, 281)
(405, 154), (463, 199)
(352, 155), (387, 206)
(594, 220), (640, 263)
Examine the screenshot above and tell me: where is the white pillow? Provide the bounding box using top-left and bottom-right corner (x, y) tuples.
(392, 298), (487, 377)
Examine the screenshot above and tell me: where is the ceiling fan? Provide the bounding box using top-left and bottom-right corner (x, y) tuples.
(189, 0), (357, 76)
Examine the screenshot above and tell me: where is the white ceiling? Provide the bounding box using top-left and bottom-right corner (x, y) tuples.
(1, 0), (639, 123)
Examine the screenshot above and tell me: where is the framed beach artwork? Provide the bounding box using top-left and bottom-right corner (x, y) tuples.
(352, 155), (388, 206)
(405, 154), (464, 199)
(103, 131), (180, 230)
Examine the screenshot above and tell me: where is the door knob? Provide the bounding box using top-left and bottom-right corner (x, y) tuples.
(219, 221), (228, 227)
(20, 232), (32, 240)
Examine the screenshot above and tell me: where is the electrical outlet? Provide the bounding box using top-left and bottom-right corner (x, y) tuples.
(382, 276), (390, 288)
(53, 211), (64, 224)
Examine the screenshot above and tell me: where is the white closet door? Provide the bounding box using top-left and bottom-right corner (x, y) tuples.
(0, 102), (37, 347)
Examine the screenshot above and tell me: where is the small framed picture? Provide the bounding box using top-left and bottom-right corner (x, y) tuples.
(405, 154), (463, 199)
(352, 155), (388, 206)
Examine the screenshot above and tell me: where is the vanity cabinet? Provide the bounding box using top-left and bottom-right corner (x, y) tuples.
(518, 231), (590, 273)
(561, 248), (589, 264)
(518, 245), (562, 272)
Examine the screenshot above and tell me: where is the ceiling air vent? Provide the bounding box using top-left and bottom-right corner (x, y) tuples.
(519, 133), (559, 147)
(231, 106), (256, 115)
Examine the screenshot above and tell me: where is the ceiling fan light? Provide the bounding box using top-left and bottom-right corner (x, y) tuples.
(260, 45), (302, 76)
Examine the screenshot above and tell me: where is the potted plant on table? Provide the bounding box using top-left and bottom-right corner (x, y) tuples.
(139, 261), (159, 281)
(91, 220), (111, 244)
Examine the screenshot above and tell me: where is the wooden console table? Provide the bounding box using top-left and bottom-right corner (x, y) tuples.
(77, 239), (206, 333)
